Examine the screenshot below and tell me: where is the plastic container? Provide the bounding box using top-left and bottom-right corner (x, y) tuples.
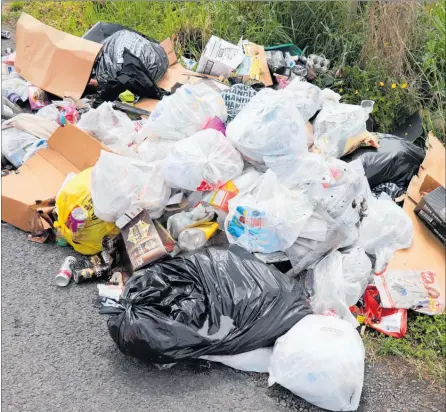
(55, 256), (77, 287)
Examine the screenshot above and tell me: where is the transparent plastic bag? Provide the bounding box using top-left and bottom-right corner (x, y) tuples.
(91, 150), (171, 222)
(286, 208), (353, 275)
(310, 248), (371, 326)
(2, 77), (28, 102)
(1, 127), (39, 168)
(77, 102), (137, 153)
(268, 314), (365, 412)
(358, 195), (413, 272)
(226, 88), (308, 167)
(138, 83), (227, 140)
(36, 104), (60, 122)
(136, 137), (175, 163)
(314, 100), (375, 158)
(163, 129), (243, 191)
(201, 347), (273, 373)
(225, 170), (313, 253)
(284, 79), (322, 121)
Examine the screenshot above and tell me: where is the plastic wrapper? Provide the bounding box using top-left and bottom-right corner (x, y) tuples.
(225, 170), (313, 253)
(91, 150), (171, 222)
(284, 79), (322, 121)
(342, 134), (425, 190)
(358, 195), (413, 272)
(37, 104), (60, 122)
(314, 100), (375, 158)
(77, 102), (137, 155)
(163, 129), (243, 191)
(28, 85), (49, 110)
(54, 168), (120, 255)
(268, 314), (365, 412)
(108, 245), (312, 363)
(226, 88), (308, 167)
(167, 204), (215, 239)
(201, 347), (273, 373)
(220, 84), (257, 122)
(286, 208), (353, 275)
(2, 77), (28, 101)
(310, 248), (371, 326)
(139, 83), (227, 140)
(136, 137), (175, 163)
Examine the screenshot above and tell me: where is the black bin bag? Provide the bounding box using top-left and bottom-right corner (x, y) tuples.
(342, 134), (425, 190)
(108, 245), (311, 364)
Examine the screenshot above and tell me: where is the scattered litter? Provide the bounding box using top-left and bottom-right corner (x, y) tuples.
(55, 256), (77, 287)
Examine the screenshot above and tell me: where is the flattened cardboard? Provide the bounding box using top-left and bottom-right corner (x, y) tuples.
(242, 42), (273, 87)
(15, 13), (102, 99)
(2, 124), (106, 234)
(387, 133), (446, 295)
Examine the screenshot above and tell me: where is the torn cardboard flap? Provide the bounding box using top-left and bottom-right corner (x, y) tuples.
(388, 133), (446, 298)
(2, 124), (106, 234)
(15, 13), (102, 99)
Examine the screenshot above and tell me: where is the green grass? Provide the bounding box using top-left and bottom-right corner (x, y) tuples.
(364, 313), (446, 384)
(3, 1), (443, 139)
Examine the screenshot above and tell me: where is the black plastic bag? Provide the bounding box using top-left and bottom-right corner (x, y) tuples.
(108, 245), (311, 363)
(342, 134), (425, 190)
(93, 30), (169, 106)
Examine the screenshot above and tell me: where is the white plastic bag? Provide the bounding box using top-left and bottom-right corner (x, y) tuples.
(226, 88), (308, 167)
(36, 104), (60, 122)
(163, 129), (243, 191)
(77, 102), (137, 154)
(2, 113), (58, 140)
(201, 347), (273, 373)
(310, 248), (371, 326)
(225, 170), (313, 253)
(358, 194), (413, 272)
(284, 79), (322, 121)
(91, 151), (171, 222)
(138, 83), (227, 140)
(136, 137), (175, 163)
(268, 314), (365, 412)
(314, 100), (374, 158)
(2, 77), (28, 101)
(1, 127), (39, 167)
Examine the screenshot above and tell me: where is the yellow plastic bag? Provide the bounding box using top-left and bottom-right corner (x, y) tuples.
(54, 168), (120, 255)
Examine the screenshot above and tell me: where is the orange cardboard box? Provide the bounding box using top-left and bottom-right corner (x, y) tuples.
(2, 124), (106, 234)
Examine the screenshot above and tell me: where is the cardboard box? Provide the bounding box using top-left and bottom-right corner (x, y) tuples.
(15, 13), (102, 99)
(414, 185), (446, 244)
(387, 133), (446, 302)
(120, 210), (174, 272)
(1, 124), (106, 234)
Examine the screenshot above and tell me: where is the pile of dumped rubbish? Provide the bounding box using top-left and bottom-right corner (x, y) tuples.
(2, 14), (445, 412)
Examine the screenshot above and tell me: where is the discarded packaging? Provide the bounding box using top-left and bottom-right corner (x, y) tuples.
(197, 35), (245, 78)
(178, 222), (219, 251)
(108, 245), (311, 363)
(374, 270), (444, 315)
(268, 314), (365, 412)
(55, 256), (77, 287)
(55, 167), (120, 255)
(167, 204), (215, 240)
(163, 129), (243, 191)
(91, 150), (170, 222)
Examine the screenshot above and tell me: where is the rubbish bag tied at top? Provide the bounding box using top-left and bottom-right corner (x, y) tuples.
(91, 150), (171, 222)
(55, 168), (120, 255)
(108, 245), (312, 363)
(268, 314), (365, 412)
(138, 83), (227, 141)
(225, 170), (313, 254)
(226, 88), (308, 168)
(163, 129), (244, 191)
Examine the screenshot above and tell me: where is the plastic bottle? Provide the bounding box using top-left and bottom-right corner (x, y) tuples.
(56, 230), (68, 247)
(55, 256), (77, 287)
(178, 222), (219, 252)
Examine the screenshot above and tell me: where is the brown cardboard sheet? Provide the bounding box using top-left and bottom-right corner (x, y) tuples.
(387, 133), (446, 294)
(14, 13), (102, 99)
(242, 42), (273, 87)
(2, 124), (106, 234)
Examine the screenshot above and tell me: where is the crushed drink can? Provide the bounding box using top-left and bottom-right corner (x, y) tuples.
(1, 31), (11, 40)
(73, 265), (109, 284)
(55, 256), (77, 287)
